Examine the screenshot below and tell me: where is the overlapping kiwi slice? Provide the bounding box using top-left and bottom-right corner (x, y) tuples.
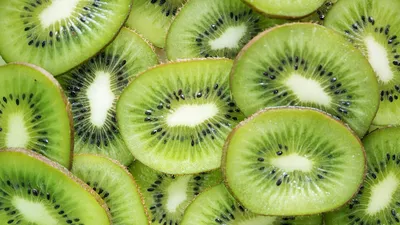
(325, 0), (400, 127)
(0, 0), (132, 75)
(325, 126), (400, 224)
(165, 0), (285, 60)
(129, 161), (222, 225)
(300, 0), (339, 23)
(0, 63), (73, 168)
(231, 23), (379, 137)
(57, 27), (158, 166)
(0, 149), (111, 225)
(117, 59), (244, 174)
(223, 107), (366, 216)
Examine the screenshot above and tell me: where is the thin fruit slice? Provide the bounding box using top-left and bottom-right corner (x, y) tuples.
(181, 184), (323, 225)
(0, 63), (73, 168)
(325, 0), (400, 126)
(0, 0), (132, 75)
(325, 127), (400, 224)
(117, 59), (244, 174)
(57, 27), (158, 166)
(129, 161), (222, 225)
(0, 149), (111, 225)
(72, 154), (149, 225)
(231, 23), (379, 137)
(223, 107), (366, 216)
(165, 0), (285, 60)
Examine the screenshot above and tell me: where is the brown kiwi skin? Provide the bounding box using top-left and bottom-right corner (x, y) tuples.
(221, 106), (367, 216)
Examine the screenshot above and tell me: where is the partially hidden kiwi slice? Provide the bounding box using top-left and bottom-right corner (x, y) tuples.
(325, 0), (400, 127)
(0, 0), (132, 75)
(325, 126), (400, 224)
(165, 0), (285, 60)
(129, 160), (222, 225)
(223, 107), (366, 216)
(0, 63), (73, 168)
(0, 149), (111, 225)
(230, 23), (379, 137)
(125, 0), (187, 48)
(181, 184), (323, 225)
(57, 27), (158, 166)
(300, 0), (339, 24)
(117, 59), (244, 174)
(72, 154), (149, 225)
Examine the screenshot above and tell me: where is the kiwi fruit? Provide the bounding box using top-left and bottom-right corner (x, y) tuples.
(222, 107), (366, 216)
(72, 154), (149, 225)
(0, 148), (111, 225)
(325, 126), (400, 224)
(0, 63), (73, 169)
(165, 0), (285, 60)
(129, 160), (222, 225)
(125, 0), (187, 48)
(230, 23), (379, 137)
(57, 27), (158, 166)
(181, 184), (323, 225)
(0, 0), (132, 75)
(300, 0), (339, 23)
(324, 0), (400, 127)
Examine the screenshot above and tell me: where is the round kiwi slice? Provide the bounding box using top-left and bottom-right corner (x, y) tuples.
(0, 63), (73, 169)
(222, 107), (366, 216)
(57, 27), (158, 166)
(0, 148), (111, 225)
(165, 0), (285, 60)
(117, 59), (244, 174)
(181, 184), (323, 225)
(325, 126), (400, 224)
(129, 160), (222, 225)
(230, 23), (379, 137)
(325, 0), (400, 127)
(72, 154), (149, 225)
(0, 0), (132, 75)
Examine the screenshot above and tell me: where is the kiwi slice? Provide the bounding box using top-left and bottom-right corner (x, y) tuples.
(230, 23), (379, 137)
(129, 160), (222, 225)
(223, 107), (366, 216)
(0, 63), (73, 168)
(325, 126), (400, 224)
(72, 154), (149, 225)
(300, 0), (339, 23)
(181, 184), (323, 225)
(125, 0), (187, 48)
(117, 59), (244, 174)
(57, 27), (158, 166)
(0, 148), (111, 225)
(165, 0), (285, 60)
(0, 0), (132, 75)
(324, 0), (400, 127)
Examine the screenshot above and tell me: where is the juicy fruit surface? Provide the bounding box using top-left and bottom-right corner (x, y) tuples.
(223, 107), (366, 215)
(0, 0), (132, 75)
(301, 0), (339, 23)
(0, 149), (111, 225)
(231, 23), (379, 137)
(0, 63), (72, 168)
(117, 59), (244, 174)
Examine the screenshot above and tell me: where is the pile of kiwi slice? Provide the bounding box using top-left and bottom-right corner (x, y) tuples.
(1, 0), (400, 224)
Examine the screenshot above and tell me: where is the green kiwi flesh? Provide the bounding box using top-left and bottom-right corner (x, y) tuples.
(57, 27), (158, 166)
(181, 184), (323, 225)
(117, 59), (244, 174)
(0, 63), (73, 169)
(0, 0), (132, 75)
(129, 160), (222, 225)
(300, 0), (339, 24)
(223, 107), (366, 216)
(325, 0), (400, 127)
(325, 126), (400, 224)
(0, 56), (5, 66)
(0, 149), (111, 225)
(231, 23), (379, 137)
(165, 0), (285, 60)
(72, 154), (149, 225)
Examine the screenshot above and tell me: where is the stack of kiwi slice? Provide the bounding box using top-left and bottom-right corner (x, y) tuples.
(1, 0), (400, 224)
